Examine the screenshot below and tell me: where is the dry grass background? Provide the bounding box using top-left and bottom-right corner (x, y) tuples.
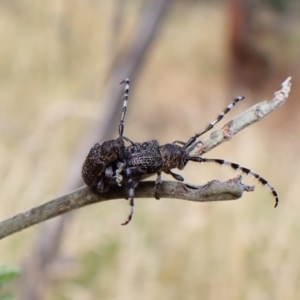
(1, 1), (300, 299)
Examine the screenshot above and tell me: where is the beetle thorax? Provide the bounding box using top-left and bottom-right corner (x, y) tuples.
(160, 143), (189, 170)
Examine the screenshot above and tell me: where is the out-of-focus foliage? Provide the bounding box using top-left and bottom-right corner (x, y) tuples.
(265, 0), (289, 11)
(0, 264), (20, 300)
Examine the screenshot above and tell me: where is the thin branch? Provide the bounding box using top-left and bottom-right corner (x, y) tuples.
(0, 77), (292, 241)
(190, 76), (292, 155)
(0, 176), (253, 240)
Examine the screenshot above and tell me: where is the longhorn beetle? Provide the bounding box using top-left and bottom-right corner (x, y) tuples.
(82, 79), (279, 226)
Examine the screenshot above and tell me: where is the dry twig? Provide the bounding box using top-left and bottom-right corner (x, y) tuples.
(0, 77), (291, 241)
(0, 176), (253, 240)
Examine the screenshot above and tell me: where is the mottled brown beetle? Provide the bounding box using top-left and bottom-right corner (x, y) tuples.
(83, 79), (279, 225)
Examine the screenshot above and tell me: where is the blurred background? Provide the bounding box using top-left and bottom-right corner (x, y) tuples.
(1, 0), (300, 299)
